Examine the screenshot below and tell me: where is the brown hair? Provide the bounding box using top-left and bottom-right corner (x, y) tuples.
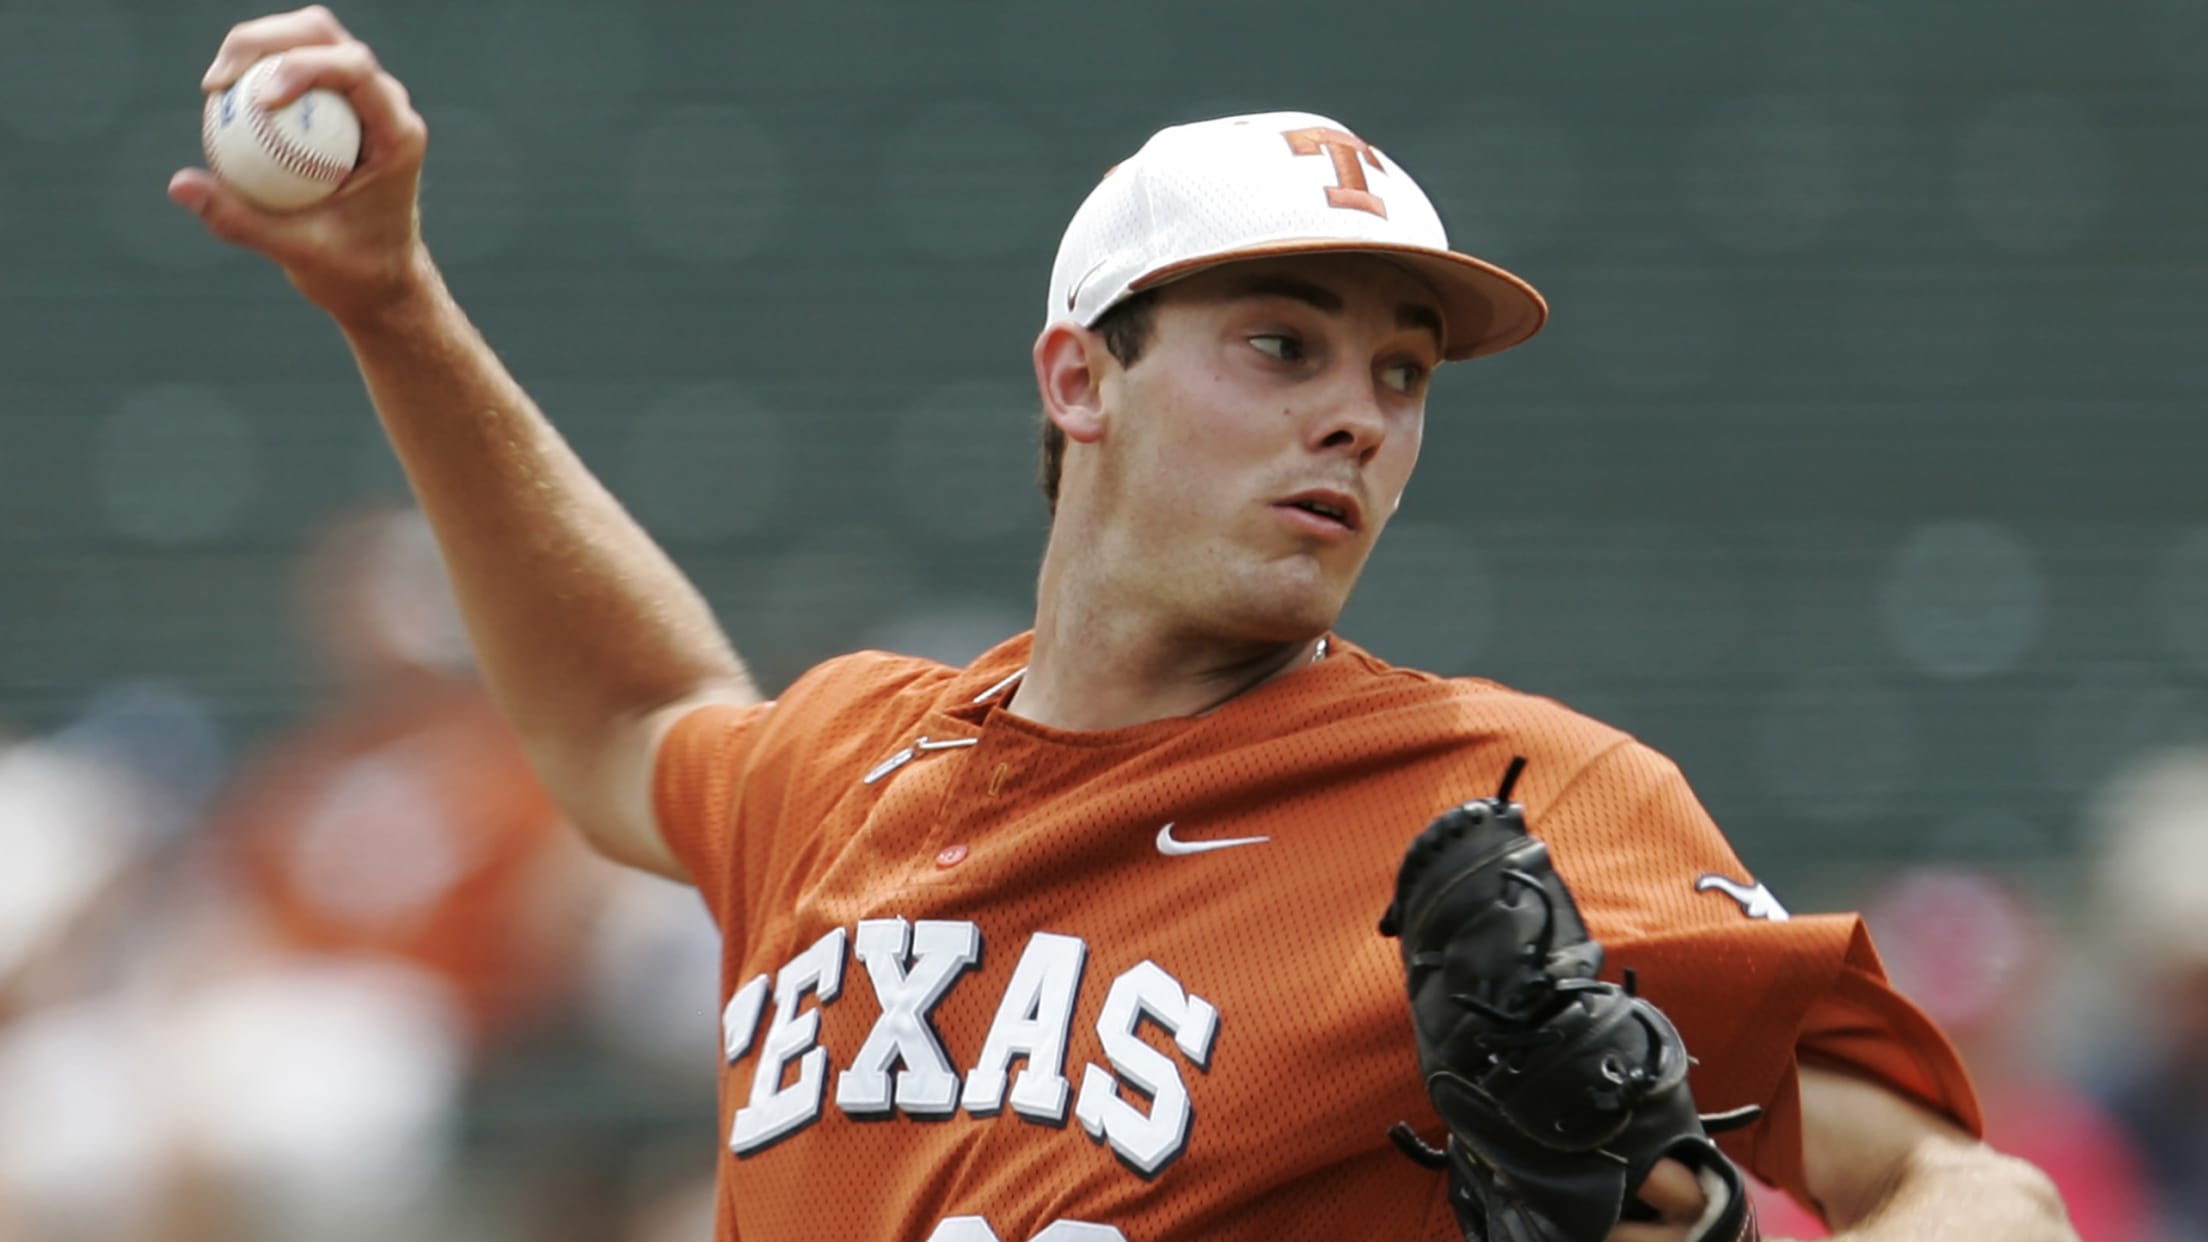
(1039, 290), (1159, 514)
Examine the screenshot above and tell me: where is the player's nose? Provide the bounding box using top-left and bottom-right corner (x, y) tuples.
(1306, 378), (1390, 465)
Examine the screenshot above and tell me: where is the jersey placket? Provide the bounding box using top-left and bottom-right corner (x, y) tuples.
(893, 711), (1025, 892)
(814, 724), (978, 925)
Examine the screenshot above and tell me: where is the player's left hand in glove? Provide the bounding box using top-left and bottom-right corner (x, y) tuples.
(1378, 758), (1764, 1242)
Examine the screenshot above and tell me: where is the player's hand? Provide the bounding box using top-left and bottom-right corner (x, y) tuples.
(168, 5), (430, 323)
(1606, 1158), (1709, 1242)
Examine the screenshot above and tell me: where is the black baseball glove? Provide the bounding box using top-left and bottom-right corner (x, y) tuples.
(1378, 758), (1762, 1242)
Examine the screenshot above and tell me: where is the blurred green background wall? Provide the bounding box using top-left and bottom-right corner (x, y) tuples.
(4, 0), (2206, 888)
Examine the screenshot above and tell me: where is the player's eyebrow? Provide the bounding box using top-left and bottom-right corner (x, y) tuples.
(1227, 273), (1445, 354)
(1396, 303), (1445, 354)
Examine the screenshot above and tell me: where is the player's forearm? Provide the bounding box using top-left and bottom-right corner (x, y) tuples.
(1820, 1135), (2076, 1242)
(333, 251), (757, 744)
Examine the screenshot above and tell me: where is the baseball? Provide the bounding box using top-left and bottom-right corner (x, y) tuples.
(201, 55), (360, 211)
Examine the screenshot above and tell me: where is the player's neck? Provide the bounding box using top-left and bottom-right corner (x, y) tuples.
(1009, 570), (1325, 732)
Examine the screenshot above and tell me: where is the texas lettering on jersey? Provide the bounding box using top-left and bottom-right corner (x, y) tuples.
(721, 917), (1218, 1179)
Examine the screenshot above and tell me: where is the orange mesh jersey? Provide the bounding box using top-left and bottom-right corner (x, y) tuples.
(655, 633), (1981, 1242)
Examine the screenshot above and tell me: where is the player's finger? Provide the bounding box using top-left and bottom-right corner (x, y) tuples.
(1631, 1158), (1709, 1225)
(167, 166), (291, 248)
(337, 69), (423, 178)
(1603, 1224), (1690, 1242)
(252, 42), (379, 109)
(203, 5), (352, 90)
(250, 44), (424, 174)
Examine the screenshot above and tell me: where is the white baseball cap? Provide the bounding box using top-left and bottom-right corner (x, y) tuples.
(1046, 111), (1548, 361)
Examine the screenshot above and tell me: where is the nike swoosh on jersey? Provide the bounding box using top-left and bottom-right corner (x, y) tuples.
(1155, 823), (1271, 856)
(1695, 874), (1791, 922)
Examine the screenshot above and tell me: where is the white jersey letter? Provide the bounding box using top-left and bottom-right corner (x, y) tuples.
(721, 973), (770, 1063)
(961, 931), (1087, 1122)
(835, 918), (981, 1117)
(729, 926), (847, 1154)
(925, 1217), (1126, 1241)
(1073, 959), (1219, 1177)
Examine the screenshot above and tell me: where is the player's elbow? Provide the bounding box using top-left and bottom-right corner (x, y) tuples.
(520, 681), (756, 882)
(1798, 1066), (2075, 1239)
(1998, 1155), (2069, 1229)
(1845, 1134), (2077, 1242)
(1913, 1139), (2073, 1235)
(511, 726), (659, 879)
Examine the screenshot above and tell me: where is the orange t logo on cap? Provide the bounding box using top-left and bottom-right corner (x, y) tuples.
(1283, 127), (1388, 218)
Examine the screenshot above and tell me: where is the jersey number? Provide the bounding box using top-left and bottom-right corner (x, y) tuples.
(926, 1218), (1127, 1241)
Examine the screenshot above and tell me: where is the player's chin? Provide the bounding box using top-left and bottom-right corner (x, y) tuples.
(1222, 561), (1354, 640)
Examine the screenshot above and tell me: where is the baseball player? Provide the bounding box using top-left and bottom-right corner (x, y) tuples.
(170, 9), (2079, 1242)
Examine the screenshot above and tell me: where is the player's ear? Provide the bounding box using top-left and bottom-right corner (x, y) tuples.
(1033, 322), (1108, 446)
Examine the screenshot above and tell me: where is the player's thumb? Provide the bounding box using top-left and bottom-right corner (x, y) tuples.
(168, 167), (283, 249)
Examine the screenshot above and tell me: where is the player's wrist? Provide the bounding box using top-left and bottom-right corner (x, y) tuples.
(325, 241), (447, 335)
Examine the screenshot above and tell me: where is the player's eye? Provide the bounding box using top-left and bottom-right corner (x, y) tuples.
(1249, 334), (1305, 363)
(1381, 359), (1429, 394)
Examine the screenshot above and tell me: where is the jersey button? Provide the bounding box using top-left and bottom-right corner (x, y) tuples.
(935, 843), (969, 868)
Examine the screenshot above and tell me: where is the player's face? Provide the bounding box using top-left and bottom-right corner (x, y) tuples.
(1096, 253), (1442, 640)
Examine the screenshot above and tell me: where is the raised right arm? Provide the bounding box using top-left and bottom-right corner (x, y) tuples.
(169, 7), (756, 879)
(334, 258), (757, 880)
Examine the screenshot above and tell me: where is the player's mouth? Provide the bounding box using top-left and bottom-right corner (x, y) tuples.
(1273, 488), (1363, 538)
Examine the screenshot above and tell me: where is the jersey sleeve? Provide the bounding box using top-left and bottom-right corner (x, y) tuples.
(653, 698), (778, 934)
(1746, 923), (1986, 1215)
(648, 650), (961, 947)
(1531, 738), (1981, 1211)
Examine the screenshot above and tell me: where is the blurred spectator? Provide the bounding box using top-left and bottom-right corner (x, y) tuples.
(203, 504), (603, 1051)
(1, 511), (743, 1240)
(1750, 865), (2153, 1241)
(0, 508), (551, 1242)
(0, 733), (148, 1016)
(2083, 748), (2208, 1242)
(183, 504), (725, 1241)
(0, 505), (635, 1242)
(0, 723), (172, 1241)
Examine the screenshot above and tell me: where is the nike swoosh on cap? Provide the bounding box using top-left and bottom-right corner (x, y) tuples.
(1155, 823), (1270, 856)
(1066, 256), (1112, 312)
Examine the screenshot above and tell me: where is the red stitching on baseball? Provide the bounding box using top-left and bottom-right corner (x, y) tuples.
(246, 67), (353, 187)
(201, 97), (230, 182)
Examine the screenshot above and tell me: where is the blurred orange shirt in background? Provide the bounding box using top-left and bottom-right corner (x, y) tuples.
(214, 678), (582, 1046)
